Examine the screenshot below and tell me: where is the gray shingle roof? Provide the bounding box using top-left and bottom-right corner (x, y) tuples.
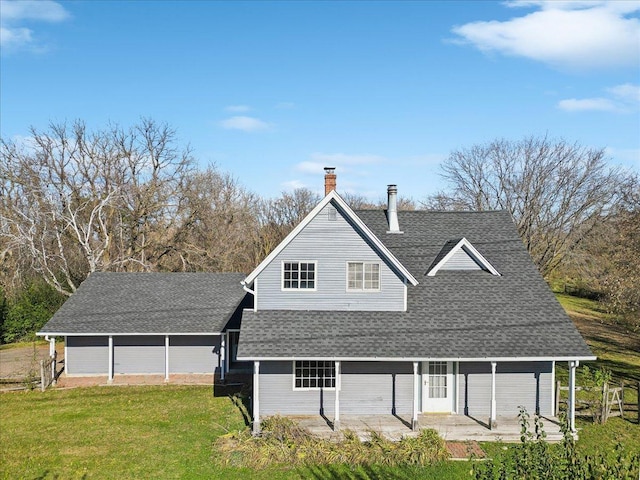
(38, 272), (246, 335)
(237, 210), (593, 360)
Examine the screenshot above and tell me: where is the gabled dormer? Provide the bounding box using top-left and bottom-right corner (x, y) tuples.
(242, 171), (417, 312)
(426, 237), (500, 276)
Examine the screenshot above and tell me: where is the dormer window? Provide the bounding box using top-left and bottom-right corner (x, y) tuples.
(282, 261), (316, 290)
(347, 262), (380, 291)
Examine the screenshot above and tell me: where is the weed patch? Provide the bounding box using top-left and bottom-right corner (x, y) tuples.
(215, 415), (449, 469)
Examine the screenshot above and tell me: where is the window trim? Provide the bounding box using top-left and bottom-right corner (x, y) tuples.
(281, 260), (318, 291)
(346, 261), (381, 292)
(292, 360), (336, 390)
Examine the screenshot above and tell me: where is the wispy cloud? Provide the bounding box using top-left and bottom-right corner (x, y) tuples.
(225, 105), (251, 112)
(558, 83), (640, 113)
(281, 179), (307, 190)
(1, 0), (70, 53)
(451, 1), (640, 70)
(218, 116), (272, 132)
(295, 153), (386, 176)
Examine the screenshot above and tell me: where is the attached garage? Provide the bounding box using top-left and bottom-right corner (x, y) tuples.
(66, 336), (109, 375)
(39, 272), (249, 381)
(169, 335), (220, 374)
(114, 336), (165, 374)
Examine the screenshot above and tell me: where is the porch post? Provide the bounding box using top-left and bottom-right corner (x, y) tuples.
(164, 335), (170, 381)
(108, 335), (114, 382)
(334, 361), (340, 431)
(225, 332), (230, 375)
(490, 361), (497, 429)
(220, 333), (226, 382)
(412, 361), (419, 431)
(569, 360), (579, 433)
(252, 361), (261, 435)
(49, 337), (56, 383)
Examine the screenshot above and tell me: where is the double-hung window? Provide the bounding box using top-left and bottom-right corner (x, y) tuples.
(294, 360), (335, 389)
(282, 261), (316, 290)
(347, 262), (380, 291)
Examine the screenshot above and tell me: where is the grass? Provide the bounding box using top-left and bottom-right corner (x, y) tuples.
(0, 385), (470, 479)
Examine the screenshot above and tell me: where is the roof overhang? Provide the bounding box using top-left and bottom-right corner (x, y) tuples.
(36, 331), (223, 337)
(237, 355), (597, 362)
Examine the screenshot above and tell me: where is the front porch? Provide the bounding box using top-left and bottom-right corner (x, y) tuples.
(292, 414), (565, 442)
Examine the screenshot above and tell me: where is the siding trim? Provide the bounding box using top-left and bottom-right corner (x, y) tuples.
(427, 237), (500, 277)
(238, 355), (597, 362)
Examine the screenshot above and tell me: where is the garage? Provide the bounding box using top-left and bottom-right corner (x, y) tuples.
(66, 336), (109, 375)
(169, 335), (221, 374)
(114, 336), (165, 374)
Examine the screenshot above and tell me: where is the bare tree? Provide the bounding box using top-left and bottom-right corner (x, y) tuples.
(425, 136), (632, 277)
(0, 119), (194, 295)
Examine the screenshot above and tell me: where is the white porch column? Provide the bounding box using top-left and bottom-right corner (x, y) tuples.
(220, 333), (226, 382)
(412, 361), (419, 431)
(48, 337), (56, 383)
(108, 335), (114, 382)
(334, 361), (341, 431)
(490, 361), (497, 429)
(252, 361), (261, 435)
(165, 335), (170, 381)
(225, 332), (230, 375)
(569, 360), (579, 433)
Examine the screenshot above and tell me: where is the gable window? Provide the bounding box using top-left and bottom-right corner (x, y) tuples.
(283, 261), (316, 290)
(347, 262), (380, 291)
(294, 360), (335, 389)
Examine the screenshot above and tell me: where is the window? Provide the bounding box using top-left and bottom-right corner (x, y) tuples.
(294, 360), (335, 389)
(283, 261), (316, 290)
(347, 262), (380, 290)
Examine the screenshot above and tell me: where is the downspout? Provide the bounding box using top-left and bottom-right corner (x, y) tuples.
(242, 282), (255, 296)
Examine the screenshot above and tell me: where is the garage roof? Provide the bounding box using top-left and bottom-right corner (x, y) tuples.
(38, 272), (247, 335)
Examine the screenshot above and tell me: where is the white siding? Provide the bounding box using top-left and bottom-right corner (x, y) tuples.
(256, 202), (405, 311)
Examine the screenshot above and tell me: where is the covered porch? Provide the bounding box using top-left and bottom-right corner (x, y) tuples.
(291, 413), (565, 442)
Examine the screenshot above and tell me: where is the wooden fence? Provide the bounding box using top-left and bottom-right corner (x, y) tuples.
(40, 352), (57, 392)
(556, 379), (640, 424)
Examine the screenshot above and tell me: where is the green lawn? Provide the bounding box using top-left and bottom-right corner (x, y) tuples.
(0, 385), (471, 479)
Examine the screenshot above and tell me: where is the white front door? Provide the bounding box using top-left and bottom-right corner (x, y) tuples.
(422, 361), (455, 412)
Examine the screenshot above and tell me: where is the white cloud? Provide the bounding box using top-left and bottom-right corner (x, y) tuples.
(0, 0), (70, 52)
(451, 1), (640, 70)
(281, 179), (307, 191)
(607, 83), (640, 103)
(558, 98), (619, 112)
(558, 83), (640, 112)
(218, 116), (272, 132)
(225, 105), (251, 112)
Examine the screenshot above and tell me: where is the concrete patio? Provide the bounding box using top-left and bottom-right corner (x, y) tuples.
(291, 414), (564, 442)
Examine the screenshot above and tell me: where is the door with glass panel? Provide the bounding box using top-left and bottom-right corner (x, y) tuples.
(422, 361), (454, 412)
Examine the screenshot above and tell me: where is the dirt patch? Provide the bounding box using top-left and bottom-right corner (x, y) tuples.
(0, 342), (64, 382)
(569, 313), (640, 353)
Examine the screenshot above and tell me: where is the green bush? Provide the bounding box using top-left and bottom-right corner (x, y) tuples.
(473, 408), (640, 480)
(1, 280), (65, 344)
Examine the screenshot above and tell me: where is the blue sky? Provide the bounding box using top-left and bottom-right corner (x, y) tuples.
(1, 0), (639, 201)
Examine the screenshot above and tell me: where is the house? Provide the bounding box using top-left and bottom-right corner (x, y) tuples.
(38, 168), (594, 435)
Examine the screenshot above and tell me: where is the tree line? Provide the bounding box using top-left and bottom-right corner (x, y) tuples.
(1, 120), (637, 342)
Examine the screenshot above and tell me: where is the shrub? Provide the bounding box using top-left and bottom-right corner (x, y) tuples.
(214, 415), (449, 469)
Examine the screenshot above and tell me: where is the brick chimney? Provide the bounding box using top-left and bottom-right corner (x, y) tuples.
(324, 167), (336, 195)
